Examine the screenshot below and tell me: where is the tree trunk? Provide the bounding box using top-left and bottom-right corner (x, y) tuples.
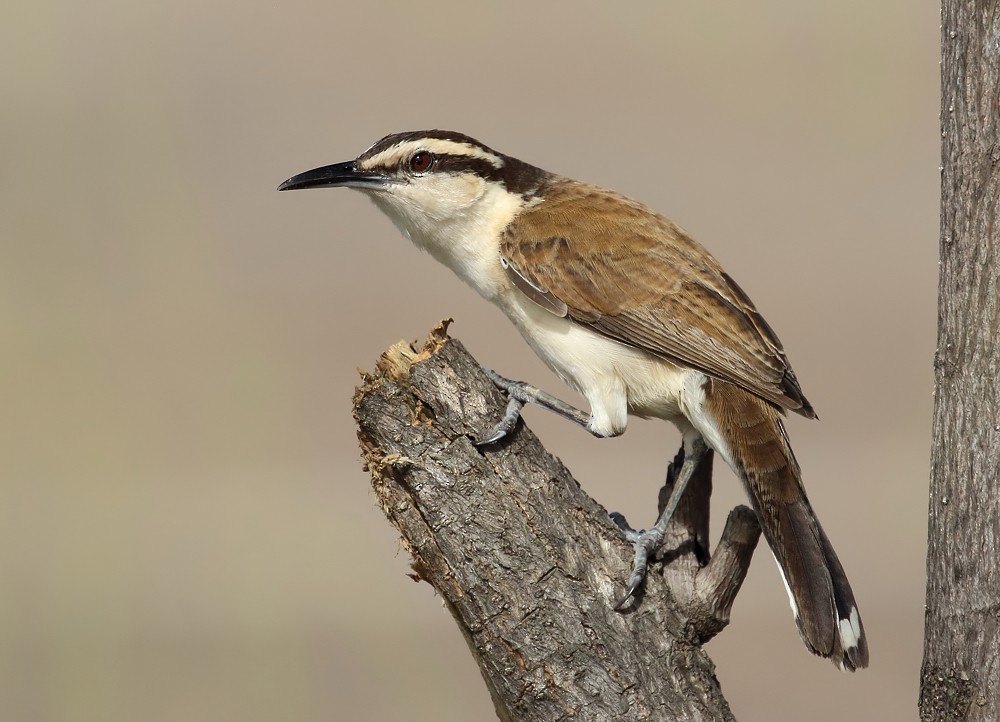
(920, 2), (1000, 719)
(353, 321), (761, 722)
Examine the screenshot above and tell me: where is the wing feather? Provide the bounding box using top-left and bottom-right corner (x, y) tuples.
(500, 181), (815, 417)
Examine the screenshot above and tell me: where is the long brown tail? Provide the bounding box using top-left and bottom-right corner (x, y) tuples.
(701, 379), (869, 670)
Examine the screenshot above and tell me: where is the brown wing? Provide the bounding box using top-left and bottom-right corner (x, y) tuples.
(500, 181), (815, 417)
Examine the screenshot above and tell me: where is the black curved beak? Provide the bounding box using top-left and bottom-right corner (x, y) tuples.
(277, 161), (393, 192)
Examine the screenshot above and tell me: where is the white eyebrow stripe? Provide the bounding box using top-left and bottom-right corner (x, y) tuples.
(361, 139), (504, 170)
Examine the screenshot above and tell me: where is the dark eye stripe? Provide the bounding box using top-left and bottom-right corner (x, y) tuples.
(434, 154), (498, 177)
(433, 154), (548, 197)
(360, 130), (551, 197)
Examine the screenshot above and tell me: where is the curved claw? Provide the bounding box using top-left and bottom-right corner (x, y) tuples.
(614, 528), (664, 611)
(474, 425), (511, 447)
(474, 396), (526, 446)
(614, 576), (644, 610)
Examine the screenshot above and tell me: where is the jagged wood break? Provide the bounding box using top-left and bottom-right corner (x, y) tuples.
(353, 322), (761, 722)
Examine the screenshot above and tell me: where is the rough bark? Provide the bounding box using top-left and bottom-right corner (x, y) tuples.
(920, 2), (1000, 719)
(354, 321), (761, 722)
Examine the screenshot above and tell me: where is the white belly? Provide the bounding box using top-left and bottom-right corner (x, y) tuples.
(501, 295), (703, 438)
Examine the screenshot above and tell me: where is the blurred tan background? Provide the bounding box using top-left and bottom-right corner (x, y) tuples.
(2, 2), (937, 720)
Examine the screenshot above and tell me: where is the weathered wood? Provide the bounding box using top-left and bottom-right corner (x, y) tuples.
(921, 2), (1000, 720)
(354, 322), (760, 721)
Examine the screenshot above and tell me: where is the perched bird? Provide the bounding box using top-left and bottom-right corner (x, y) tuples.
(278, 130), (868, 670)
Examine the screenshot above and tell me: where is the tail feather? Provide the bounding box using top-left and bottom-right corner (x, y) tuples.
(817, 522), (869, 670)
(700, 379), (868, 670)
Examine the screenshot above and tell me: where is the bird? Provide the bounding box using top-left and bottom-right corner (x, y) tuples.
(278, 129), (868, 671)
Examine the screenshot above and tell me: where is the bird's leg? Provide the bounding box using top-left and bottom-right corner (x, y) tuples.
(611, 437), (709, 609)
(475, 368), (596, 445)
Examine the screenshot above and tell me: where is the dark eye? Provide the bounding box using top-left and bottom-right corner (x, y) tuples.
(408, 151), (434, 173)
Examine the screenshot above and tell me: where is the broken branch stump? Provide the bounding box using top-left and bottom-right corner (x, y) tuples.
(353, 323), (760, 721)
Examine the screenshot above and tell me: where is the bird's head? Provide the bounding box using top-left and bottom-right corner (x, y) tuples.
(278, 130), (549, 249)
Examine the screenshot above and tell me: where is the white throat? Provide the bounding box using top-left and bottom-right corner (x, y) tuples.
(364, 181), (528, 303)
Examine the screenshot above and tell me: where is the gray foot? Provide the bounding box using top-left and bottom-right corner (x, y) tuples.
(611, 439), (708, 609)
(475, 368), (594, 445)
